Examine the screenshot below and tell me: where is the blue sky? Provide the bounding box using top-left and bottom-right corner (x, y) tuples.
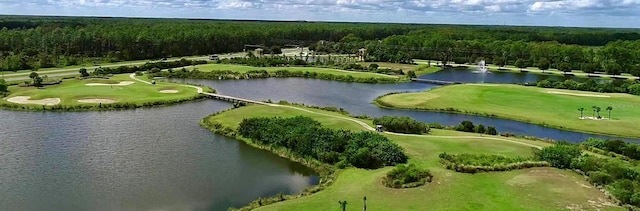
(1, 0), (639, 28)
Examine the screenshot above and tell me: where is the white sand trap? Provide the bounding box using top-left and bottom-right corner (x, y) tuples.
(579, 117), (610, 121)
(547, 91), (610, 98)
(86, 81), (134, 86)
(159, 90), (179, 94)
(78, 99), (116, 104)
(7, 96), (60, 105)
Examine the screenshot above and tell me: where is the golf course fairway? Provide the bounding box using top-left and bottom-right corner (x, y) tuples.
(376, 84), (640, 139)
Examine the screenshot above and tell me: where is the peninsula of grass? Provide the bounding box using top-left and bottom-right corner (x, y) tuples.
(186, 63), (405, 81)
(376, 84), (640, 138)
(0, 73), (208, 111)
(201, 104), (619, 211)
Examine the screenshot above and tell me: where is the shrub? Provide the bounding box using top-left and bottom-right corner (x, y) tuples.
(383, 164), (433, 188)
(455, 120), (475, 132)
(439, 153), (548, 173)
(534, 143), (582, 169)
(373, 116), (429, 134)
(486, 126), (497, 135)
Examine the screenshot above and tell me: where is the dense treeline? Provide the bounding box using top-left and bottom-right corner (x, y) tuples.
(91, 59), (207, 75)
(582, 138), (640, 160)
(237, 116), (407, 169)
(2, 16), (639, 72)
(439, 153), (548, 173)
(533, 79), (640, 95)
(535, 143), (640, 208)
(154, 68), (398, 83)
(454, 120), (497, 135)
(318, 33), (640, 74)
(373, 116), (430, 134)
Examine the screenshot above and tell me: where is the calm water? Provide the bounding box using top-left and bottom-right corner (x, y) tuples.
(419, 68), (593, 84)
(179, 78), (639, 143)
(0, 100), (318, 211)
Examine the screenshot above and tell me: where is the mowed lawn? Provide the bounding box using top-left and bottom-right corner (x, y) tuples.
(205, 105), (620, 211)
(377, 84), (640, 138)
(3, 74), (201, 106)
(187, 63), (399, 79)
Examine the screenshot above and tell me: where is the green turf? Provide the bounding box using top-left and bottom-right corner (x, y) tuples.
(188, 63), (400, 79)
(2, 74), (202, 106)
(204, 104), (620, 211)
(377, 84), (640, 138)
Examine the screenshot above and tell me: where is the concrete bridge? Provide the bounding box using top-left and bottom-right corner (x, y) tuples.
(410, 78), (458, 85)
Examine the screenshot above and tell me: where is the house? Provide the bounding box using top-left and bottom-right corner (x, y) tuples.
(209, 55), (219, 60)
(376, 125), (383, 132)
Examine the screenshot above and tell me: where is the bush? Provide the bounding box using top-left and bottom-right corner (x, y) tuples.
(439, 153), (548, 173)
(486, 126), (497, 135)
(534, 143), (582, 169)
(373, 116), (429, 134)
(455, 120), (475, 132)
(383, 164), (433, 188)
(587, 171), (613, 186)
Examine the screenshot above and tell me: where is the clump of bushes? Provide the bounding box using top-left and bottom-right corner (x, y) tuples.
(535, 79), (640, 95)
(383, 164), (433, 188)
(92, 59), (207, 76)
(238, 116), (407, 169)
(154, 68), (398, 83)
(439, 153), (549, 174)
(373, 116), (429, 134)
(581, 138), (640, 160)
(454, 120), (497, 135)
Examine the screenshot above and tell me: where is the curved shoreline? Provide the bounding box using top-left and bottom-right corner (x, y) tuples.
(373, 94), (640, 140)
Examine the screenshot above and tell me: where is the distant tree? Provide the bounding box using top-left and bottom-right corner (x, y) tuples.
(270, 46), (282, 55)
(486, 126), (497, 135)
(606, 106), (613, 120)
(246, 51), (255, 58)
(603, 61), (622, 76)
(148, 67), (161, 74)
(592, 106), (597, 118)
(29, 71), (38, 79)
(595, 106), (602, 119)
(494, 57), (507, 67)
(534, 144), (582, 169)
(537, 58), (550, 73)
(33, 75), (43, 87)
(558, 62), (572, 74)
(368, 63), (379, 70)
(79, 68), (89, 77)
(514, 59), (526, 71)
(580, 63), (597, 76)
(475, 124), (486, 134)
(338, 200), (348, 211)
(407, 70), (417, 78)
(0, 79), (7, 93)
(578, 108), (584, 119)
(455, 120), (475, 132)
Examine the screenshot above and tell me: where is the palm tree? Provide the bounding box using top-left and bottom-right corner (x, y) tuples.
(578, 108), (584, 119)
(595, 106), (602, 119)
(363, 196), (367, 211)
(606, 106), (613, 119)
(338, 201), (348, 211)
(592, 106), (597, 118)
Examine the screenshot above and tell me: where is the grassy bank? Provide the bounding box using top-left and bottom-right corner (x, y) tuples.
(188, 63), (405, 80)
(202, 104), (619, 211)
(376, 84), (640, 139)
(1, 74), (208, 111)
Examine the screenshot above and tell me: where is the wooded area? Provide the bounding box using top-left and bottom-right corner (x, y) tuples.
(1, 16), (640, 74)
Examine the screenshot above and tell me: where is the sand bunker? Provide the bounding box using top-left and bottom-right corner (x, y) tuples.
(579, 117), (609, 121)
(546, 91), (610, 98)
(86, 81), (134, 86)
(78, 99), (116, 104)
(159, 90), (179, 94)
(6, 96), (61, 105)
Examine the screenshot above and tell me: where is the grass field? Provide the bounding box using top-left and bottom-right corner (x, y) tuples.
(204, 104), (619, 211)
(188, 63), (402, 79)
(357, 62), (440, 76)
(376, 84), (640, 138)
(2, 74), (203, 107)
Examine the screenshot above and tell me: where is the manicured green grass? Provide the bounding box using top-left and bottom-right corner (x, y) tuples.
(2, 74), (201, 107)
(377, 84), (640, 138)
(188, 63), (400, 79)
(204, 104), (619, 211)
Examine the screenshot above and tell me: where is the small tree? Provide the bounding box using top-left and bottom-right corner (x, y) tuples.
(270, 46), (282, 55)
(486, 126), (497, 135)
(475, 124), (486, 134)
(455, 120), (475, 132)
(578, 108), (584, 119)
(537, 58), (550, 73)
(338, 200), (347, 211)
(534, 144), (582, 169)
(606, 106), (613, 120)
(368, 63), (379, 71)
(29, 71), (39, 79)
(592, 106), (597, 118)
(558, 62), (571, 74)
(514, 59), (526, 71)
(79, 68), (89, 77)
(407, 70), (417, 78)
(0, 79), (7, 93)
(595, 106), (602, 119)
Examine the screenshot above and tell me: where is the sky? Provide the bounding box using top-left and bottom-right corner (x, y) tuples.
(1, 0), (639, 28)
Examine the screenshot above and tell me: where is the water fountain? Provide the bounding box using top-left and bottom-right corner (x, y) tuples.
(473, 60), (490, 74)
